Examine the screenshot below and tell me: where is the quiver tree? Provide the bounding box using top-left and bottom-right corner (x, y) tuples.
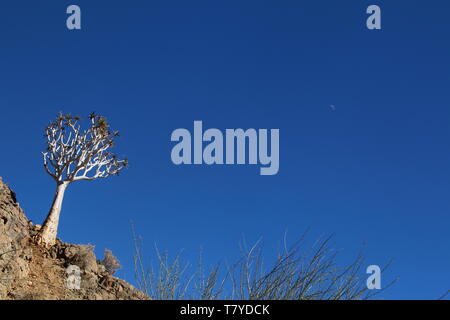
(38, 113), (128, 246)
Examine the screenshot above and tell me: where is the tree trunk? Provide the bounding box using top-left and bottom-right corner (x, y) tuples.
(39, 182), (68, 246)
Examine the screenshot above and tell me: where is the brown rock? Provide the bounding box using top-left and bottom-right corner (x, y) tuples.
(0, 177), (148, 300)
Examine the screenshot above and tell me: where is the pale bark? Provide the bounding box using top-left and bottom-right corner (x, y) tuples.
(39, 113), (127, 246)
(39, 182), (68, 246)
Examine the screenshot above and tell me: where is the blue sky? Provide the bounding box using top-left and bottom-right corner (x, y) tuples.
(0, 1), (449, 299)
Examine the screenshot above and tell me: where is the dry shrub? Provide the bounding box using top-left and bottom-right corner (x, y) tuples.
(132, 229), (396, 300)
(100, 249), (121, 274)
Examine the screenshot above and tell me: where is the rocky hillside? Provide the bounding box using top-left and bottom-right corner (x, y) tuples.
(0, 177), (147, 300)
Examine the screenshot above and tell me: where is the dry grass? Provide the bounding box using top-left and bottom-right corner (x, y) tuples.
(131, 227), (394, 300)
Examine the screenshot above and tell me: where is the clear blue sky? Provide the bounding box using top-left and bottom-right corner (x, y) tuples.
(0, 1), (449, 299)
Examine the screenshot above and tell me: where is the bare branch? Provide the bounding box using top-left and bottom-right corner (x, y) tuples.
(42, 113), (127, 184)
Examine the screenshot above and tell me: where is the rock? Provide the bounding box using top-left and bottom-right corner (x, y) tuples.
(0, 177), (148, 300)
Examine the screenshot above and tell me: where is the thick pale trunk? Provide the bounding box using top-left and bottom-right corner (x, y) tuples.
(39, 182), (68, 246)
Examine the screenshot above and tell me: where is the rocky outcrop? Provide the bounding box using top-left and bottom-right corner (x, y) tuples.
(0, 177), (147, 300)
